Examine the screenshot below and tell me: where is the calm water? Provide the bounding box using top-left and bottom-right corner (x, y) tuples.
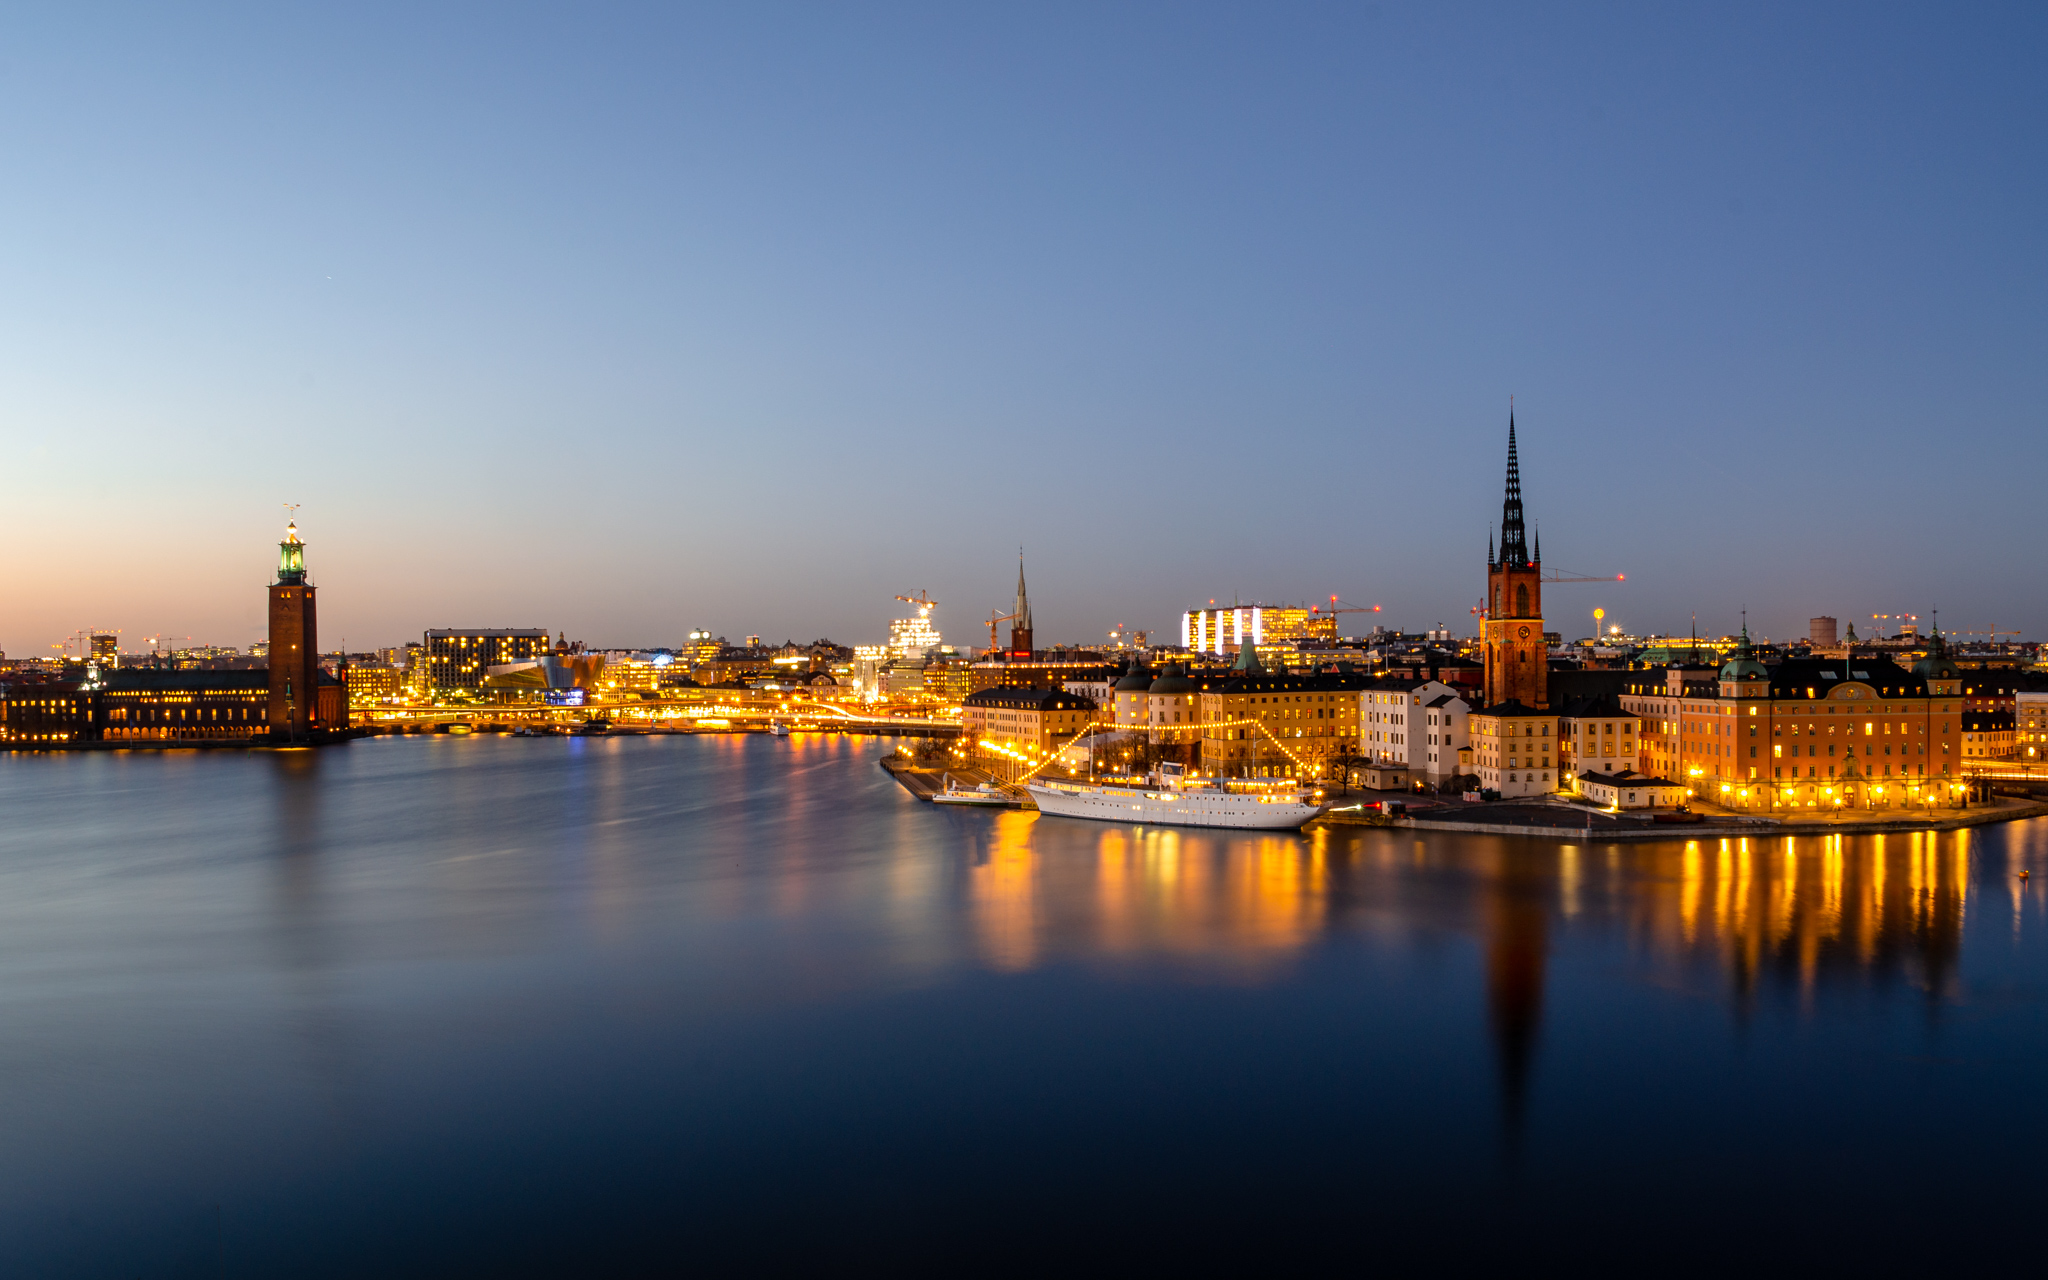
(2, 733), (2044, 1276)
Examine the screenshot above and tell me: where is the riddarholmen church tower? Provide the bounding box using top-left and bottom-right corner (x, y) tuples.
(1483, 413), (1547, 710)
(1469, 413), (1558, 799)
(268, 517), (323, 740)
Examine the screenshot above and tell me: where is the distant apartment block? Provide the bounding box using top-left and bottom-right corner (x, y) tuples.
(423, 629), (550, 693)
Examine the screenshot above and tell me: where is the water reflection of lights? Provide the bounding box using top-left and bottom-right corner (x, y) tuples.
(1658, 830), (1976, 995)
(960, 816), (2023, 1009)
(965, 816), (1331, 976)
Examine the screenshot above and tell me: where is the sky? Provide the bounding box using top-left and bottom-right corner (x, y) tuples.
(2, 3), (2043, 657)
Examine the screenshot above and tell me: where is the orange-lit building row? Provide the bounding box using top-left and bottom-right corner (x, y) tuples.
(1620, 636), (1967, 809)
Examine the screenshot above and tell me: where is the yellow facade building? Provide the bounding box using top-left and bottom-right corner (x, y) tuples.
(962, 687), (1098, 761)
(1620, 635), (1967, 810)
(1469, 707), (1557, 796)
(1194, 649), (1364, 780)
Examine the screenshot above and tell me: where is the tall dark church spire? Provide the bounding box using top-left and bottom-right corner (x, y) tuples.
(1499, 411), (1529, 569)
(1008, 551), (1034, 660)
(1015, 553), (1032, 632)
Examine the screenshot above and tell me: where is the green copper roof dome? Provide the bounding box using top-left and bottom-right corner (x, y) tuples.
(1718, 624), (1767, 681)
(1113, 656), (1154, 691)
(1912, 624), (1959, 679)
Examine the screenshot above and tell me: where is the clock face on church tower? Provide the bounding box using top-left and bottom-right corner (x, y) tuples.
(1517, 625), (1530, 640)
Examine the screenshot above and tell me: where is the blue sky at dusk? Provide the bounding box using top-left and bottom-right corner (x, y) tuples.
(2, 3), (2042, 655)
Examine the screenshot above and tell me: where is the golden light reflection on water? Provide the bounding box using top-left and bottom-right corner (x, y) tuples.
(971, 812), (1041, 971)
(965, 815), (1330, 977)
(960, 812), (2019, 1007)
(1652, 830), (1978, 996)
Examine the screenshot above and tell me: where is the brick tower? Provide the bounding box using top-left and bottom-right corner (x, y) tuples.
(1483, 414), (1547, 709)
(268, 518), (322, 740)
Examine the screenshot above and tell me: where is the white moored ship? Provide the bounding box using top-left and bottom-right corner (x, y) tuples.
(1026, 763), (1326, 831)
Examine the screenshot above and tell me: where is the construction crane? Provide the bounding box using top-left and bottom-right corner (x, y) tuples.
(985, 610), (1018, 652)
(1544, 569), (1625, 584)
(1310, 595), (1382, 619)
(1956, 627), (2022, 638)
(1470, 569), (1624, 620)
(895, 591), (937, 613)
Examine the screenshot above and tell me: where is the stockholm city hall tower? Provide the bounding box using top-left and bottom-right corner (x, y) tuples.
(268, 518), (322, 740)
(1484, 414), (1547, 709)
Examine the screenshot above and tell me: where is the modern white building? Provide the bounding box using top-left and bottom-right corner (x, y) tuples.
(1180, 604), (1334, 657)
(888, 606), (941, 661)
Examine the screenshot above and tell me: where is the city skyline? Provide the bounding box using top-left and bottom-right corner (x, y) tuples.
(4, 5), (2044, 650)
(0, 484), (2022, 659)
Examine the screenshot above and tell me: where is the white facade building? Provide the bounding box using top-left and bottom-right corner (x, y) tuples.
(1360, 679), (1466, 780)
(1062, 676), (1114, 710)
(1416, 691), (1471, 785)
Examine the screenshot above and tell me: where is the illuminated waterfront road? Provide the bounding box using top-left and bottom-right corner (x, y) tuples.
(360, 697), (960, 733)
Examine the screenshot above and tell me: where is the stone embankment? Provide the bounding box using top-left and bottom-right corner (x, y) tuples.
(1375, 796), (2048, 841)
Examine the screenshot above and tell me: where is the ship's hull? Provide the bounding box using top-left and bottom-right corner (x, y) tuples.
(1026, 781), (1323, 830)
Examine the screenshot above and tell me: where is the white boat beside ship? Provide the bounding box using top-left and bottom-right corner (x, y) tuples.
(1026, 762), (1326, 831)
(931, 775), (1020, 808)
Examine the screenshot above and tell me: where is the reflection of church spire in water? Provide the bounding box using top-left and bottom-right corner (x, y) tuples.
(1485, 850), (1548, 1153)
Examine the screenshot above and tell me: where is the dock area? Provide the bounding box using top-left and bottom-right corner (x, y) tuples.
(1376, 794), (2048, 841)
(880, 763), (2048, 840)
(880, 756), (1030, 806)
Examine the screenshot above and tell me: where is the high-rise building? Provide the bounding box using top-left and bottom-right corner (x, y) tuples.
(1483, 413), (1547, 710)
(1810, 616), (1838, 647)
(268, 519), (324, 739)
(888, 605), (942, 660)
(1180, 605), (1335, 657)
(90, 634), (118, 670)
(423, 629), (551, 693)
